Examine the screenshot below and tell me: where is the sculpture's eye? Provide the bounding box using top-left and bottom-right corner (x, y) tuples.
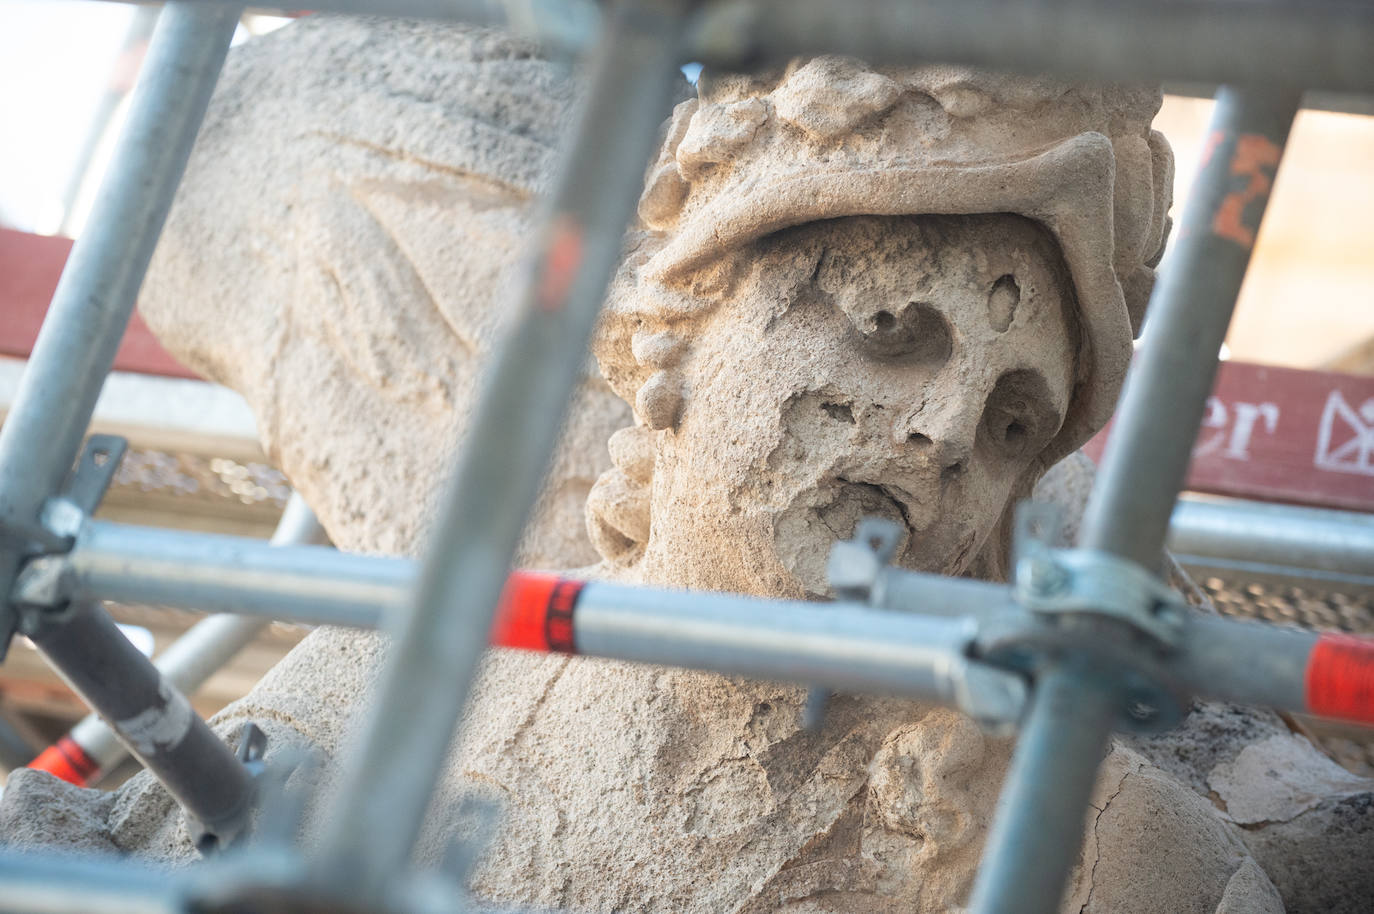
(859, 300), (952, 364)
(979, 369), (1060, 460)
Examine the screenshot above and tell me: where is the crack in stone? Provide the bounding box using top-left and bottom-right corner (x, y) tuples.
(1079, 769), (1134, 914)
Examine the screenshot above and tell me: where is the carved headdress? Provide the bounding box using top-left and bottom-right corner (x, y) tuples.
(601, 58), (1173, 467)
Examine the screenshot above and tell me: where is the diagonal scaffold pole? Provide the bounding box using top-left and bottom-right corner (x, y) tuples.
(968, 86), (1303, 914)
(0, 1), (235, 648)
(26, 494), (325, 788)
(310, 0), (691, 899)
(0, 2), (258, 848)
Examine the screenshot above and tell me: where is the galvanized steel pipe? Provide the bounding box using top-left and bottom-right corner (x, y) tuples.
(978, 88), (1302, 914)
(29, 495), (325, 786)
(311, 1), (693, 895)
(689, 0), (1374, 93)
(1080, 88), (1301, 567)
(1168, 497), (1374, 590)
(0, 3), (241, 645)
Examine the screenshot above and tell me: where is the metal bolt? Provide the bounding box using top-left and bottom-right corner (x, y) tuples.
(1021, 556), (1067, 598)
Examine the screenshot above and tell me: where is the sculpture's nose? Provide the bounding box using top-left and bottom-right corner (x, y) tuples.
(906, 430), (970, 482)
(896, 399), (978, 483)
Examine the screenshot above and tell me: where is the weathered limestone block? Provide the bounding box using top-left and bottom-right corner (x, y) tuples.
(6, 17), (1373, 914)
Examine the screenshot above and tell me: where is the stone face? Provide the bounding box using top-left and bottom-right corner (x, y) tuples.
(605, 212), (1079, 597)
(8, 17), (1374, 914)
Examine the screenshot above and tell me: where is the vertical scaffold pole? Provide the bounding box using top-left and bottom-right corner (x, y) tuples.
(968, 87), (1302, 914)
(312, 0), (689, 897)
(1078, 87), (1303, 569)
(0, 2), (242, 645)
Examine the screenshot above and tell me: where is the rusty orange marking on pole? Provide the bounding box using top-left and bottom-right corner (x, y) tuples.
(537, 216), (585, 312)
(1212, 134), (1282, 249)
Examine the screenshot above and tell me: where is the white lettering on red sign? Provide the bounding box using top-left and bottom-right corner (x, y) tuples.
(1195, 396), (1280, 461)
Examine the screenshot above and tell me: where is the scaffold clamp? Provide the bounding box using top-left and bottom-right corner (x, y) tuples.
(8, 435), (128, 627)
(1012, 503), (1189, 649)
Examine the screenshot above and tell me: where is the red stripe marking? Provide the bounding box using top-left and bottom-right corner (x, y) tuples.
(490, 572), (583, 654)
(29, 736), (99, 786)
(1306, 633), (1374, 723)
(535, 217), (584, 313)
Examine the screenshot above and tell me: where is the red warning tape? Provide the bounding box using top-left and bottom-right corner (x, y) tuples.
(29, 735), (100, 787)
(1306, 633), (1374, 724)
(490, 572), (584, 654)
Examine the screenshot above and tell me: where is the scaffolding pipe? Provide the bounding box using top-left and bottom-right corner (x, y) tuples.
(28, 494), (1361, 631)
(28, 495), (325, 786)
(0, 852), (178, 914)
(1168, 497), (1374, 590)
(81, 0), (1374, 93)
(689, 0), (1374, 93)
(310, 0), (691, 896)
(28, 602), (257, 849)
(970, 87), (1302, 914)
(0, 2), (240, 649)
(0, 1), (252, 847)
(966, 665), (1119, 914)
(1081, 88), (1301, 567)
(43, 520), (400, 629)
(15, 517), (1374, 727)
(94, 0), (602, 52)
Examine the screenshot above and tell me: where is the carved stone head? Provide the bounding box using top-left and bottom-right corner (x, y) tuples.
(590, 58), (1174, 593)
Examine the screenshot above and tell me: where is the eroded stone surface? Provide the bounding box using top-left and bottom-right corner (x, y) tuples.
(0, 768), (118, 855)
(135, 15), (630, 564)
(1065, 746), (1283, 914)
(7, 17), (1374, 914)
(1209, 734), (1374, 826)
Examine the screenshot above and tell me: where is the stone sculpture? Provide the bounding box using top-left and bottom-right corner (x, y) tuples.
(4, 16), (1372, 914)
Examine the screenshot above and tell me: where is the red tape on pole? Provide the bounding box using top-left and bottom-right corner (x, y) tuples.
(490, 572), (583, 654)
(1306, 633), (1374, 724)
(28, 736), (99, 786)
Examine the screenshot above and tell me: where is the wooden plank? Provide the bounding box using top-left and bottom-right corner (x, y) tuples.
(0, 227), (198, 379)
(1083, 361), (1374, 514)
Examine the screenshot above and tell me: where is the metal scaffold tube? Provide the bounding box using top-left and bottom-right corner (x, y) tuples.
(0, 852), (178, 914)
(1080, 87), (1302, 567)
(0, 1), (242, 647)
(966, 666), (1119, 914)
(28, 602), (257, 849)
(689, 0), (1374, 93)
(28, 494), (325, 786)
(310, 0), (691, 897)
(22, 516), (1374, 726)
(40, 519), (402, 629)
(0, 1), (254, 848)
(1168, 498), (1374, 592)
(968, 87), (1303, 914)
(79, 0), (1374, 93)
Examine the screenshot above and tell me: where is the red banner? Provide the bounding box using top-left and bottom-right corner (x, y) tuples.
(0, 228), (196, 379)
(1084, 361), (1374, 514)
